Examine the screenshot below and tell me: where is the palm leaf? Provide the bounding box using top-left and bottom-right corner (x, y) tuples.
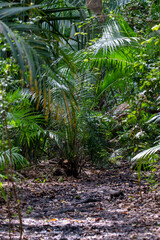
(0, 5), (40, 20)
(0, 2), (19, 8)
(132, 144), (160, 161)
(147, 113), (160, 124)
(0, 21), (29, 80)
(0, 147), (29, 170)
(91, 21), (137, 54)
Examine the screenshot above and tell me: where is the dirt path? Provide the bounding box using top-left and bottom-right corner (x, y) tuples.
(0, 162), (160, 240)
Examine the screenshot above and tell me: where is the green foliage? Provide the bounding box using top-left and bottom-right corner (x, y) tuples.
(26, 206), (33, 215)
(1, 0), (160, 179)
(0, 68), (45, 163)
(122, 0), (160, 34)
(0, 147), (29, 171)
(0, 180), (7, 201)
(79, 111), (109, 165)
(132, 111), (160, 162)
(7, 106), (45, 162)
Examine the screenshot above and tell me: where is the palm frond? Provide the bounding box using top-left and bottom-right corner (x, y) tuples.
(0, 147), (29, 170)
(0, 21), (26, 78)
(132, 144), (160, 161)
(107, 0), (132, 11)
(8, 107), (44, 127)
(147, 113), (160, 124)
(91, 21), (137, 54)
(0, 2), (19, 8)
(0, 5), (40, 20)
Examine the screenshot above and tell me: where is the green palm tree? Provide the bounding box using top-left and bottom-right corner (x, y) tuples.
(0, 0), (145, 176)
(0, 0), (83, 119)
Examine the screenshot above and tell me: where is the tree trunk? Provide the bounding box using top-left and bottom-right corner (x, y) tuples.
(86, 0), (102, 15)
(86, 0), (106, 22)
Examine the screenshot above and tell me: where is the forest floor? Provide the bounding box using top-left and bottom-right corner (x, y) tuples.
(0, 160), (160, 240)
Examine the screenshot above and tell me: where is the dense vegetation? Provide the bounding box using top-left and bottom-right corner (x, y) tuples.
(0, 0), (159, 173)
(0, 0), (160, 239)
(0, 0), (160, 198)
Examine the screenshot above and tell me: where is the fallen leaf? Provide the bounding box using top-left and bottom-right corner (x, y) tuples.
(95, 217), (101, 222)
(49, 218), (58, 222)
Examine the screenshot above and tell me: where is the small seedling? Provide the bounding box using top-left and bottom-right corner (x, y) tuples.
(0, 182), (7, 201)
(75, 195), (80, 199)
(58, 176), (64, 183)
(26, 206), (33, 215)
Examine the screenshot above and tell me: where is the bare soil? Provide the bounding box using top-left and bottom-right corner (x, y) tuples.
(0, 160), (160, 240)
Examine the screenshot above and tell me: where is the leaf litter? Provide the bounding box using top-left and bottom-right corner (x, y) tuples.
(0, 160), (160, 240)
